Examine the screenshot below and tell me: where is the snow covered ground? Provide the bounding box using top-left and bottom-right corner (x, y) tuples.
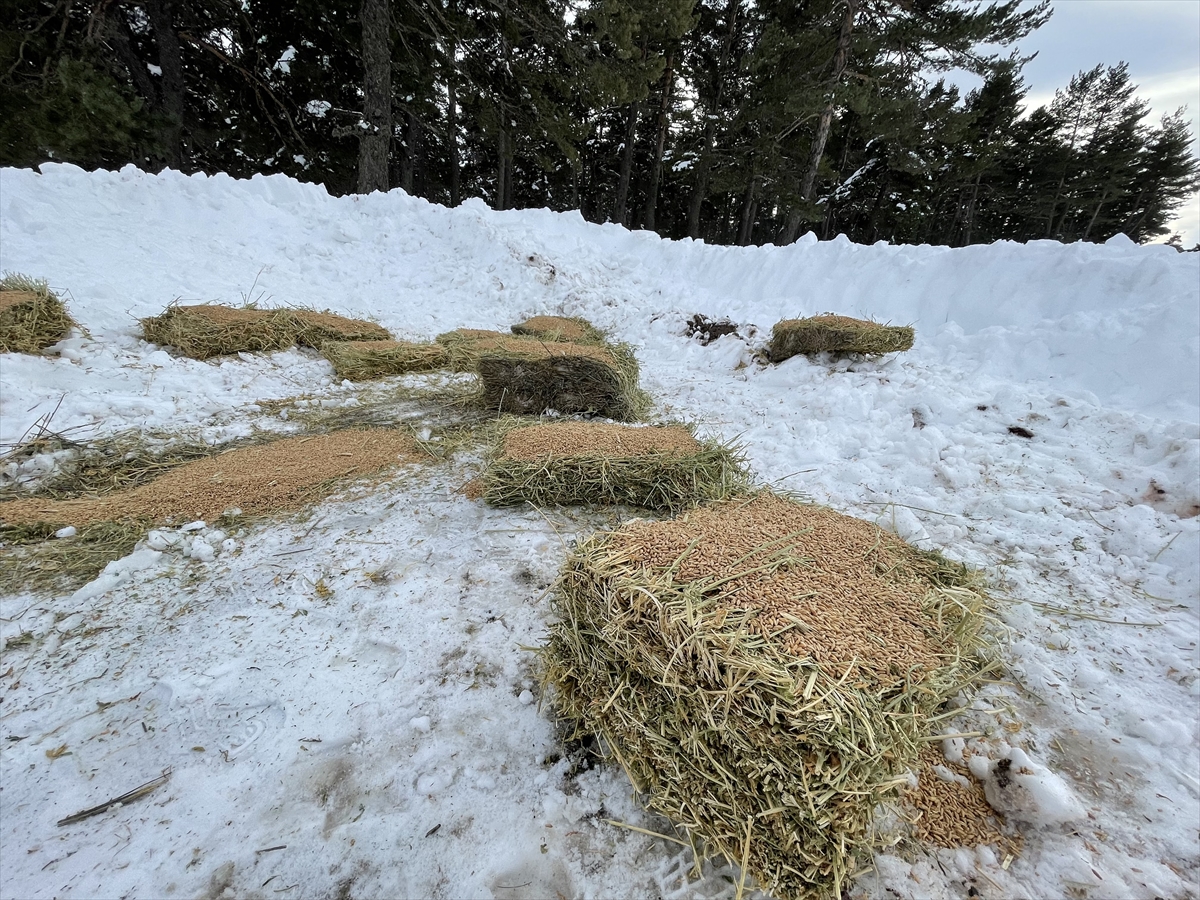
(1, 164), (1197, 900)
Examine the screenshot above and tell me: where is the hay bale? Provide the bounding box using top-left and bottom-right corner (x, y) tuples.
(540, 492), (991, 900)
(0, 274), (77, 353)
(476, 341), (649, 421)
(511, 315), (606, 344)
(321, 340), (448, 380)
(435, 329), (529, 371)
(768, 315), (914, 361)
(140, 304), (298, 359)
(292, 309), (392, 347)
(481, 422), (746, 511)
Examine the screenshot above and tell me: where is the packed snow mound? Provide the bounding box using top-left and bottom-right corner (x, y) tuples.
(2, 163), (1197, 433)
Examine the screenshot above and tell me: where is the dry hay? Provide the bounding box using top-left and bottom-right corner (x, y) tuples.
(321, 339), (449, 380)
(0, 521), (147, 595)
(481, 422), (746, 512)
(141, 304), (298, 359)
(768, 315), (914, 361)
(906, 746), (1017, 854)
(540, 492), (992, 900)
(0, 429), (422, 529)
(0, 274), (77, 353)
(435, 329), (531, 372)
(475, 341), (649, 421)
(511, 315), (606, 344)
(291, 309), (391, 347)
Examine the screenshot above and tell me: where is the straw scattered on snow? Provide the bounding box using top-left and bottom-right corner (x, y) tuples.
(540, 491), (993, 900)
(481, 421), (746, 512)
(0, 273), (77, 353)
(768, 315), (914, 361)
(321, 339), (448, 380)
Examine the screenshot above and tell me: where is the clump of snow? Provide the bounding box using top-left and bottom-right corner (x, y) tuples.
(972, 746), (1086, 827)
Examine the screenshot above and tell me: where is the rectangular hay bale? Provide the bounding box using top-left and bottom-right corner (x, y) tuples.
(292, 310), (392, 347)
(0, 275), (77, 354)
(321, 339), (448, 380)
(510, 315), (606, 344)
(540, 492), (993, 900)
(475, 341), (648, 421)
(140, 304), (298, 359)
(769, 315), (914, 361)
(481, 422), (745, 511)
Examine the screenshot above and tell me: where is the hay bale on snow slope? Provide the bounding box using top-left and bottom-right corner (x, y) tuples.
(291, 309), (391, 347)
(322, 339), (448, 380)
(141, 304), (298, 359)
(769, 315), (914, 361)
(481, 422), (745, 511)
(540, 492), (992, 900)
(476, 340), (648, 421)
(0, 274), (77, 353)
(510, 315), (606, 344)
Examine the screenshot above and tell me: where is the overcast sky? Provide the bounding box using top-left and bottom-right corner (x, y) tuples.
(950, 0), (1200, 245)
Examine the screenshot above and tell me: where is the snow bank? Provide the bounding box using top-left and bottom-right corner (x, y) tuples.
(1, 164), (1197, 900)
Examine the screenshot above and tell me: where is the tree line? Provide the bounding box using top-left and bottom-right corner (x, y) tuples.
(3, 0), (1196, 246)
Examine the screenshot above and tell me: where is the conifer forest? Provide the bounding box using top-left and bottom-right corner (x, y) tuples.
(3, 0), (1197, 247)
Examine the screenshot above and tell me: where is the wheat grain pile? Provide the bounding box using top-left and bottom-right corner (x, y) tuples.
(0, 429), (421, 527)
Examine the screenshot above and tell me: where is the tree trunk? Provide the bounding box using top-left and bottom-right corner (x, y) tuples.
(1081, 187), (1110, 241)
(783, 0), (857, 244)
(642, 50), (674, 232)
(737, 174), (757, 245)
(145, 0), (186, 169)
(496, 124), (509, 211)
(687, 0), (739, 238)
(446, 69), (460, 206)
(961, 172), (984, 245)
(357, 0), (391, 194)
(399, 111), (420, 194)
(613, 100), (640, 225)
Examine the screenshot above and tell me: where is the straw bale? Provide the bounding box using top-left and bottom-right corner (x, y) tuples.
(435, 329), (532, 371)
(540, 492), (991, 900)
(0, 274), (77, 353)
(511, 315), (606, 344)
(321, 340), (448, 380)
(292, 309), (391, 347)
(476, 341), (649, 421)
(768, 315), (914, 361)
(482, 422), (745, 511)
(140, 304), (299, 359)
(0, 429), (422, 528)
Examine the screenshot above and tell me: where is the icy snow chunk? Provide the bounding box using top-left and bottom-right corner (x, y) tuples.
(144, 350), (171, 367)
(980, 748), (1085, 827)
(181, 520), (207, 532)
(221, 538), (238, 554)
(145, 529), (181, 551)
(188, 539), (216, 562)
(410, 716), (432, 733)
(518, 689), (535, 705)
(54, 526), (77, 539)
